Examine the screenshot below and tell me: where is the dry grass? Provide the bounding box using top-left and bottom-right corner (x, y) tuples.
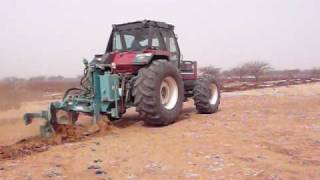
(0, 80), (78, 111)
(1, 76), (318, 111)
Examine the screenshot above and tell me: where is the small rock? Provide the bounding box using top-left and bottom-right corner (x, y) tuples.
(0, 167), (4, 171)
(34, 145), (49, 152)
(207, 164), (223, 172)
(55, 164), (62, 167)
(127, 173), (138, 179)
(88, 164), (101, 170)
(184, 171), (200, 178)
(91, 148), (96, 152)
(103, 177), (112, 180)
(270, 174), (281, 180)
(44, 167), (62, 178)
(95, 170), (106, 175)
(187, 161), (196, 165)
(256, 155), (266, 159)
(243, 168), (264, 176)
(144, 161), (165, 171)
(80, 143), (86, 147)
(94, 159), (103, 163)
(313, 140), (320, 146)
(94, 142), (101, 145)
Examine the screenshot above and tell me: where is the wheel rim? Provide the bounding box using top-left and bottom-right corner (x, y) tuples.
(160, 76), (178, 110)
(209, 83), (219, 105)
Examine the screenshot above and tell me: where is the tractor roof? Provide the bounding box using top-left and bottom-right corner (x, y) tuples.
(113, 20), (174, 31)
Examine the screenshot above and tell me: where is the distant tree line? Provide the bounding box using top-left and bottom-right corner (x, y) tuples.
(1, 75), (79, 83)
(1, 62), (320, 83)
(199, 60), (320, 82)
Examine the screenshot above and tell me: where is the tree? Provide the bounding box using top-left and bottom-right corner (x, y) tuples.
(310, 68), (320, 78)
(199, 66), (221, 77)
(48, 75), (65, 81)
(29, 76), (46, 82)
(228, 65), (249, 81)
(243, 61), (272, 82)
(281, 69), (301, 80)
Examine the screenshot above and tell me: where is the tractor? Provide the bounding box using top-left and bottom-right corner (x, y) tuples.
(24, 20), (221, 137)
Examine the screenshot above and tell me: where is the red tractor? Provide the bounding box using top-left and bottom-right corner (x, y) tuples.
(24, 20), (221, 136)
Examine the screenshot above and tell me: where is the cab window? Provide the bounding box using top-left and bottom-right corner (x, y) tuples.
(162, 30), (179, 60)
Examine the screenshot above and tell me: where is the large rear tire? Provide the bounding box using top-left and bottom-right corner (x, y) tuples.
(133, 60), (184, 126)
(193, 76), (221, 114)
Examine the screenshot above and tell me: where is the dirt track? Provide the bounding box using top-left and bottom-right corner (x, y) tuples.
(0, 83), (320, 179)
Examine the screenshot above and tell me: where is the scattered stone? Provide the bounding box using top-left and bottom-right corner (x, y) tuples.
(80, 143), (86, 147)
(270, 174), (281, 180)
(204, 154), (221, 160)
(144, 161), (165, 171)
(25, 172), (33, 180)
(0, 167), (4, 171)
(94, 159), (103, 163)
(103, 177), (112, 180)
(44, 167), (63, 178)
(127, 173), (138, 179)
(243, 168), (264, 176)
(7, 161), (19, 167)
(82, 131), (91, 136)
(313, 140), (320, 146)
(95, 169), (106, 175)
(184, 171), (200, 178)
(207, 164), (223, 172)
(187, 161), (196, 166)
(88, 164), (101, 170)
(94, 142), (101, 145)
(34, 145), (49, 152)
(91, 148), (96, 152)
(203, 154), (225, 172)
(256, 155), (266, 159)
(63, 143), (75, 148)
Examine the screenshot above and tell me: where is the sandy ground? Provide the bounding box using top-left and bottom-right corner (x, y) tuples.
(0, 83), (320, 179)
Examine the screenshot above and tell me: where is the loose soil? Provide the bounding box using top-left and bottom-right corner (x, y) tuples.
(0, 83), (319, 179)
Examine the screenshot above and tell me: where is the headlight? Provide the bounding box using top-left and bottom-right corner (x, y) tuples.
(136, 53), (152, 58)
(111, 62), (116, 69)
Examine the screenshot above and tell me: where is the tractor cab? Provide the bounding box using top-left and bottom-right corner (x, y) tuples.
(102, 20), (197, 93)
(102, 20), (182, 72)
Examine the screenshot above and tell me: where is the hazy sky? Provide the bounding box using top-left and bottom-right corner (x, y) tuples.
(0, 0), (319, 78)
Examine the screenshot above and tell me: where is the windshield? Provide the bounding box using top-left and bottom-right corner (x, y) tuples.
(112, 28), (150, 51)
(112, 28), (162, 51)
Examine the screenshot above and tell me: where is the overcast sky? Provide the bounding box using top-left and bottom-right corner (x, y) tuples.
(0, 0), (319, 78)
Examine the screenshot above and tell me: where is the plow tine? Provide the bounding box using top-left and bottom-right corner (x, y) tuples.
(23, 111), (48, 125)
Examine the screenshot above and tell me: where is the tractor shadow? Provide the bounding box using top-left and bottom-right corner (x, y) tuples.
(112, 106), (196, 129)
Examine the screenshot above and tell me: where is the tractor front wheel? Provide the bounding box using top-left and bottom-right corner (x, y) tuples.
(133, 60), (184, 126)
(193, 76), (221, 114)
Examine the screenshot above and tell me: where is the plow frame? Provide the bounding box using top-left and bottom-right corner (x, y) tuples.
(23, 61), (121, 137)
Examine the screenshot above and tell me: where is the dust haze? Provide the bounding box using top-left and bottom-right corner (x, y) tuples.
(0, 0), (319, 79)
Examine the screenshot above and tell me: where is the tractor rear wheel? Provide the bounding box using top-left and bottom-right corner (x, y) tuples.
(193, 76), (221, 114)
(133, 60), (184, 126)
